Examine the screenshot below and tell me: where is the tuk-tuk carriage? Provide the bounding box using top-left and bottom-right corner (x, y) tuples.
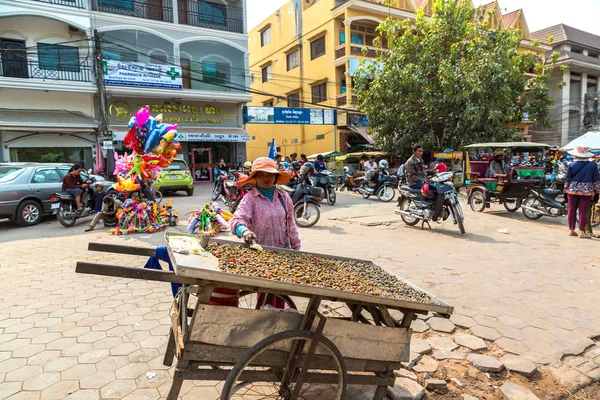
(462, 142), (551, 212)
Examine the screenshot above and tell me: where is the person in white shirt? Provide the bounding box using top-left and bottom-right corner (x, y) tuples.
(364, 155), (378, 184)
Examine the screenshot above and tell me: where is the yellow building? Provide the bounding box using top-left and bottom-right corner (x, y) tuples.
(246, 0), (546, 160)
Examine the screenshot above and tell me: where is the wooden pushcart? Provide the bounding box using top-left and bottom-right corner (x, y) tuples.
(76, 236), (453, 400)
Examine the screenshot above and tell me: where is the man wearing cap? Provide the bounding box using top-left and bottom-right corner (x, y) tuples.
(565, 146), (600, 238)
(488, 150), (508, 177)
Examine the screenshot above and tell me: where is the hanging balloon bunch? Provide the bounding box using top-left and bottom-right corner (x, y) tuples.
(187, 202), (233, 236)
(109, 106), (183, 235)
(115, 106), (182, 186)
(110, 199), (179, 235)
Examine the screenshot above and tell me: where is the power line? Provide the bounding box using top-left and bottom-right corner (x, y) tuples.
(98, 32), (346, 86)
(100, 38), (354, 111)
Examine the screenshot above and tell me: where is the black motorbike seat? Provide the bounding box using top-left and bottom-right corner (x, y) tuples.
(400, 185), (422, 194)
(543, 188), (561, 197)
(57, 193), (74, 200)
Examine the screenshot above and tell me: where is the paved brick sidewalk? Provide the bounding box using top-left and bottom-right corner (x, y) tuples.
(0, 191), (598, 399)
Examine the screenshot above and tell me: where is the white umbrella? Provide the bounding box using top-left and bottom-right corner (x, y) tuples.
(563, 130), (600, 151)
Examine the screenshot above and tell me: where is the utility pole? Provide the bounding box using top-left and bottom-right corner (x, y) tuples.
(92, 29), (110, 141)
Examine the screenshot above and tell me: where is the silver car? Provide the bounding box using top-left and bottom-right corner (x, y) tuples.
(0, 163), (105, 227)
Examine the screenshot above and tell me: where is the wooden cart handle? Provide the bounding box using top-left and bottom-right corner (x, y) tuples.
(88, 242), (157, 257)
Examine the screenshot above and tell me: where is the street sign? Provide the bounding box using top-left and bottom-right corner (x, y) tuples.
(243, 106), (337, 125)
(102, 140), (113, 150)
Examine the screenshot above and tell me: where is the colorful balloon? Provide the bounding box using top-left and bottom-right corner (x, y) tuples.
(135, 106), (150, 127)
(144, 129), (161, 153)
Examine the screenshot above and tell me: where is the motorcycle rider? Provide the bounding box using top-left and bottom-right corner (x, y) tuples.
(364, 155), (378, 185)
(313, 154), (326, 172)
(61, 164), (91, 215)
(405, 144), (427, 189)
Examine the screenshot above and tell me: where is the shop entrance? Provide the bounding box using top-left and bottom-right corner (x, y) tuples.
(191, 148), (212, 183)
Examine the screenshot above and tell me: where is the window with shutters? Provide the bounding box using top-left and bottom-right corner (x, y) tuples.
(287, 92), (300, 108)
(311, 83), (327, 104)
(310, 36), (326, 60)
(260, 27), (271, 47)
(261, 64), (272, 83)
(286, 50), (299, 71)
(37, 43), (80, 72)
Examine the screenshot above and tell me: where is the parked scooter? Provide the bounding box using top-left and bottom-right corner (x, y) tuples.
(212, 169), (230, 201)
(395, 171), (465, 234)
(357, 160), (397, 202)
(337, 166), (364, 193)
(313, 169), (336, 205)
(218, 171), (252, 213)
(279, 163), (323, 227)
(520, 185), (568, 220)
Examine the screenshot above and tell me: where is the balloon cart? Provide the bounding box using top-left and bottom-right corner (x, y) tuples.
(76, 234), (453, 400)
(109, 106), (182, 234)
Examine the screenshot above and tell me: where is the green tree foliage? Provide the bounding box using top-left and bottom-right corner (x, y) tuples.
(353, 0), (559, 154)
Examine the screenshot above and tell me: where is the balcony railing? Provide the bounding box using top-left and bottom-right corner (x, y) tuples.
(29, 0), (86, 8)
(0, 60), (93, 83)
(335, 0), (394, 7)
(93, 0), (174, 23)
(350, 45), (382, 58)
(335, 45), (346, 59)
(179, 1), (244, 34)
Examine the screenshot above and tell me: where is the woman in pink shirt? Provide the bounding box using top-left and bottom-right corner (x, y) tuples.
(230, 157), (301, 308)
(231, 157), (300, 250)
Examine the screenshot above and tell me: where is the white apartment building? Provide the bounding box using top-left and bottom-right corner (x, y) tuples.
(0, 0), (251, 179)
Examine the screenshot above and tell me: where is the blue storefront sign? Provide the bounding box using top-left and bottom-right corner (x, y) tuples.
(243, 106), (336, 125)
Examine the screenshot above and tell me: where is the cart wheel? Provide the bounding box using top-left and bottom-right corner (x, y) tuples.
(221, 330), (347, 400)
(238, 291), (297, 311)
(503, 198), (521, 212)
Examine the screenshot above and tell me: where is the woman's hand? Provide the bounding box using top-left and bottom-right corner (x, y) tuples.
(242, 230), (257, 245)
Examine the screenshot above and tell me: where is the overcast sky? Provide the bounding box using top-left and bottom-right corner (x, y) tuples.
(246, 0), (600, 36)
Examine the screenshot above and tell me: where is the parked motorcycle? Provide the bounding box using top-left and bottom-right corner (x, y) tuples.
(280, 164), (323, 227)
(520, 185), (568, 220)
(219, 171), (252, 213)
(212, 169), (230, 201)
(395, 171), (465, 234)
(545, 164), (566, 193)
(357, 171), (397, 202)
(313, 170), (336, 205)
(336, 166), (364, 193)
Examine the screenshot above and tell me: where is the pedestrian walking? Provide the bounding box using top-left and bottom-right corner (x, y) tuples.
(565, 146), (600, 238)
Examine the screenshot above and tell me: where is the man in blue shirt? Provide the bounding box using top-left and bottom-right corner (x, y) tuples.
(313, 154), (326, 172)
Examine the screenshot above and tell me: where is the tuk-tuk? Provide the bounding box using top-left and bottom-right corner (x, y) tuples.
(462, 142), (552, 212)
